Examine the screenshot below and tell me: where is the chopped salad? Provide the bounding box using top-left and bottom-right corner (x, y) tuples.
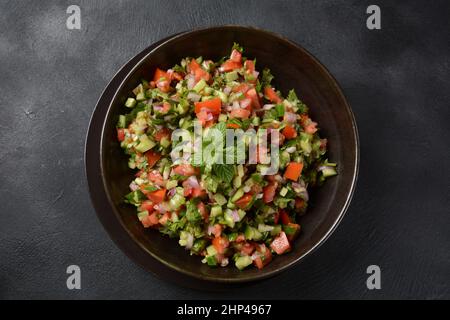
(116, 44), (337, 270)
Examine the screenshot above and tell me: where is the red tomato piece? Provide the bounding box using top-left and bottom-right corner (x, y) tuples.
(264, 86), (282, 103)
(270, 231), (291, 255)
(282, 125), (297, 139)
(117, 128), (125, 141)
(284, 162), (303, 181)
(235, 193), (253, 209)
(263, 182), (278, 203)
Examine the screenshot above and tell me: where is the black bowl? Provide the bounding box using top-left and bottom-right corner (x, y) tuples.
(87, 26), (359, 285)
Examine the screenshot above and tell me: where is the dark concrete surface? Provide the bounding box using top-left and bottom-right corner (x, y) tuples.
(0, 0), (449, 299)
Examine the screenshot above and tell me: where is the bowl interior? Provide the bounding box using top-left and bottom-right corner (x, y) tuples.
(100, 26), (358, 282)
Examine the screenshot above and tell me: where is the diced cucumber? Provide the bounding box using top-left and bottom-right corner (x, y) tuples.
(137, 211), (149, 221)
(213, 193), (227, 206)
(270, 225), (282, 236)
(224, 209), (235, 228)
(244, 226), (263, 241)
(206, 255), (217, 266)
(165, 180), (178, 190)
(237, 164), (244, 177)
(225, 71), (238, 82)
(233, 175), (242, 189)
(210, 205), (223, 218)
(235, 256), (252, 270)
(160, 137), (171, 148)
(258, 224), (274, 232)
(125, 97), (136, 108)
(135, 135), (155, 153)
(280, 187), (288, 197)
(322, 167), (337, 178)
(216, 91), (228, 104)
(169, 193), (185, 210)
(206, 245), (217, 256)
(193, 79), (207, 93)
(252, 116), (260, 126)
(117, 115), (127, 128)
(218, 114), (228, 122)
(136, 92), (146, 101)
(203, 86), (214, 95)
(231, 188), (244, 202)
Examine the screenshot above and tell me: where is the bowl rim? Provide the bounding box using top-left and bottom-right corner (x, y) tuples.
(96, 25), (359, 283)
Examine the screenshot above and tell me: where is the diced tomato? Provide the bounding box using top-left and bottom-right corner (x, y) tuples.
(212, 236), (229, 254)
(147, 170), (165, 186)
(183, 187), (192, 197)
(139, 200), (154, 212)
(284, 162), (303, 181)
(194, 97), (222, 115)
(280, 210), (292, 225)
(229, 108), (251, 119)
(173, 164), (198, 177)
(153, 68), (169, 82)
(189, 59), (210, 82)
(245, 88), (261, 109)
(232, 83), (250, 94)
(158, 212), (170, 225)
(141, 212), (159, 228)
(295, 198), (306, 211)
(235, 234), (245, 243)
(196, 202), (209, 221)
(270, 231), (291, 254)
(264, 86), (282, 103)
(166, 69), (183, 82)
(117, 128), (125, 141)
(263, 182), (278, 203)
(146, 188), (166, 204)
(235, 193), (253, 209)
(253, 244), (272, 269)
(156, 79), (170, 93)
(273, 210), (280, 224)
(240, 242), (255, 255)
(192, 188), (207, 198)
(211, 224), (222, 238)
(195, 109), (212, 127)
(282, 125), (297, 139)
(154, 127), (171, 142)
(221, 60), (242, 72)
(244, 60), (255, 73)
(300, 115), (318, 134)
(230, 49), (242, 63)
(226, 122), (241, 129)
(145, 151), (161, 168)
(305, 122), (318, 134)
(161, 102), (171, 114)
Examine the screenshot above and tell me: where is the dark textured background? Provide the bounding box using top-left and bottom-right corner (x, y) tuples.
(0, 0), (449, 299)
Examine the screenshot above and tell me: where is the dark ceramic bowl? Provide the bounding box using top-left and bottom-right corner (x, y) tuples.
(87, 26), (359, 285)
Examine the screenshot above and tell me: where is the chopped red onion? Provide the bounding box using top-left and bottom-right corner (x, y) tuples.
(240, 98), (252, 109)
(284, 112), (297, 123)
(153, 105), (163, 112)
(185, 233), (194, 249)
(263, 104), (275, 110)
(167, 188), (177, 197)
(187, 92), (201, 102)
(207, 225), (215, 236)
(186, 176), (200, 189)
(129, 182), (139, 191)
(223, 86), (232, 95)
(186, 75), (195, 89)
(231, 210), (240, 222)
(286, 146), (296, 153)
(232, 101), (240, 110)
(220, 258), (229, 267)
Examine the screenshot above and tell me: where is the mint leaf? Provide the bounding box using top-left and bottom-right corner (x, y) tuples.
(212, 164), (235, 183)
